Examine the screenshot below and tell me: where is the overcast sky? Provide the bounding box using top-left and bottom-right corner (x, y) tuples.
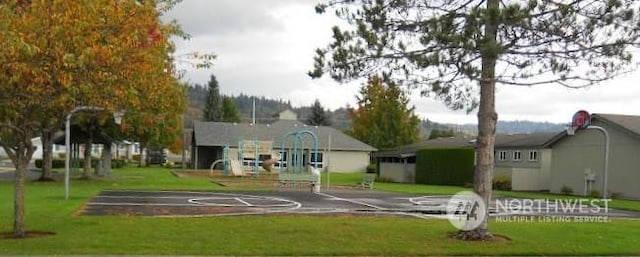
(164, 0), (640, 125)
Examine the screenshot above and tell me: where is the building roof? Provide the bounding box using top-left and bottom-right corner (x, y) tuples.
(494, 133), (558, 149)
(192, 120), (377, 152)
(545, 113), (640, 146)
(374, 132), (558, 158)
(593, 113), (640, 137)
(373, 137), (474, 158)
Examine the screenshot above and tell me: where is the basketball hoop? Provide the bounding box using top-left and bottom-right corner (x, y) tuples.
(568, 110), (591, 135)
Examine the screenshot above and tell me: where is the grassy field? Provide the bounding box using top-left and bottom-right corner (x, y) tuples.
(0, 167), (639, 255)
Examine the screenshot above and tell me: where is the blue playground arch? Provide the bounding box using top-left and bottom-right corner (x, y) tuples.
(279, 129), (319, 174)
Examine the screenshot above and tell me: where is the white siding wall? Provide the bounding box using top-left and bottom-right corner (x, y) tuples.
(379, 162), (415, 183)
(512, 168), (543, 190)
(327, 151), (370, 173)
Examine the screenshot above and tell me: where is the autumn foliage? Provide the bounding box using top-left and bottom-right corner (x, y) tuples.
(0, 0), (186, 237)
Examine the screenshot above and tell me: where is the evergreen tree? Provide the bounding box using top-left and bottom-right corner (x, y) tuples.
(346, 75), (420, 149)
(220, 96), (241, 123)
(202, 74), (221, 121)
(310, 0), (640, 240)
(306, 99), (332, 126)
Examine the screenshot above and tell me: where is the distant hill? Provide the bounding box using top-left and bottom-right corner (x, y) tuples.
(440, 120), (565, 135)
(186, 86), (565, 135)
(185, 86), (350, 129)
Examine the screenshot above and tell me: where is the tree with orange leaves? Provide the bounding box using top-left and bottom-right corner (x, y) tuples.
(346, 75), (421, 150)
(0, 0), (194, 238)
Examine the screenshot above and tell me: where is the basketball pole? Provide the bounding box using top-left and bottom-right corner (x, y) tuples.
(586, 125), (610, 199)
(569, 110), (610, 199)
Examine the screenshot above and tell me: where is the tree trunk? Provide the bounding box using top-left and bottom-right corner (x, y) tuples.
(82, 141), (92, 178)
(459, 0), (499, 241)
(102, 143), (112, 176)
(139, 141), (147, 167)
(39, 129), (55, 181)
(5, 135), (36, 238)
(13, 155), (28, 238)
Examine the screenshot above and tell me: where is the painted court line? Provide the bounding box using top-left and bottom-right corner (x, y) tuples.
(90, 191), (303, 211)
(234, 197), (253, 206)
(315, 192), (386, 210)
(88, 202), (196, 207)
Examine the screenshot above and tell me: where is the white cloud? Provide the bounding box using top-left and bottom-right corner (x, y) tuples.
(165, 1), (640, 125)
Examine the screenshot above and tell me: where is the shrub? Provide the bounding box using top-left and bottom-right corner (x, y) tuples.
(132, 154), (141, 162)
(35, 159), (65, 169)
(610, 192), (623, 199)
(415, 148), (474, 186)
(35, 158), (126, 169)
(561, 185), (574, 195)
(366, 164), (376, 174)
(111, 158), (127, 169)
(492, 175), (512, 191)
(588, 189), (601, 198)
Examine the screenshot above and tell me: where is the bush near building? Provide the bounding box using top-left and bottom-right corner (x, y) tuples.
(35, 159), (127, 169)
(415, 148), (474, 186)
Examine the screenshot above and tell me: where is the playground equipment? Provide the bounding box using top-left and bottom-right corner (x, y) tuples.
(209, 140), (278, 177)
(209, 145), (231, 177)
(261, 152), (280, 172)
(279, 129), (321, 192)
(239, 139), (275, 176)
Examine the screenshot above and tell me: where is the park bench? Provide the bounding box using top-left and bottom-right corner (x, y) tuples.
(360, 173), (376, 189)
(278, 173), (318, 190)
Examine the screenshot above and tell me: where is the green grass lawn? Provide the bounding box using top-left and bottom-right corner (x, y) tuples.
(351, 175), (640, 212)
(0, 167), (639, 255)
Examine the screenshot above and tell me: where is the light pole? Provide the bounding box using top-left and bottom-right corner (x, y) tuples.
(65, 106), (124, 200)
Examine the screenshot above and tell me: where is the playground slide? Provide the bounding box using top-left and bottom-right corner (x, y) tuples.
(229, 159), (245, 176)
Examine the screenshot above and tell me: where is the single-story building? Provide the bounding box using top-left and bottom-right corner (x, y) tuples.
(374, 133), (557, 190)
(546, 113), (640, 199)
(191, 111), (377, 173)
(373, 137), (474, 183)
(494, 133), (556, 191)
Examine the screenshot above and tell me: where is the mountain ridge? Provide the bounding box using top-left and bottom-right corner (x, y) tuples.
(185, 86), (565, 135)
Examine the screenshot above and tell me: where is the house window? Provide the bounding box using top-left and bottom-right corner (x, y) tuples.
(529, 150), (539, 162)
(512, 151), (522, 161)
(497, 151), (507, 161)
(275, 150), (287, 168)
(310, 152), (323, 168)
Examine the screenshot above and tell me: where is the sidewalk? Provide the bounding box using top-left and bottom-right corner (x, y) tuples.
(0, 167), (42, 181)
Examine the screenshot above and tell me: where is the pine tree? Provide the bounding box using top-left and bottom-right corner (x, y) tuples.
(310, 0), (640, 240)
(220, 96), (241, 123)
(306, 99), (332, 126)
(202, 74), (221, 121)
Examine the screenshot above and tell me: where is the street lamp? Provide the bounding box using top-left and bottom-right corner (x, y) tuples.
(65, 106), (124, 200)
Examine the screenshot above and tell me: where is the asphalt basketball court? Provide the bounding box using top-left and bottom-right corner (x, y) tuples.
(81, 188), (640, 219)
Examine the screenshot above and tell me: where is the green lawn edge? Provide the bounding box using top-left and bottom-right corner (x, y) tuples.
(0, 167), (638, 255)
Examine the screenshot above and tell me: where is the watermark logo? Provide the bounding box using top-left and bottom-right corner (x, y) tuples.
(446, 191), (487, 231)
(493, 198), (611, 223)
(444, 190), (612, 229)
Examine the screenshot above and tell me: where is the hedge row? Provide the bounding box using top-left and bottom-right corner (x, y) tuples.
(415, 148), (474, 186)
(35, 158), (127, 169)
